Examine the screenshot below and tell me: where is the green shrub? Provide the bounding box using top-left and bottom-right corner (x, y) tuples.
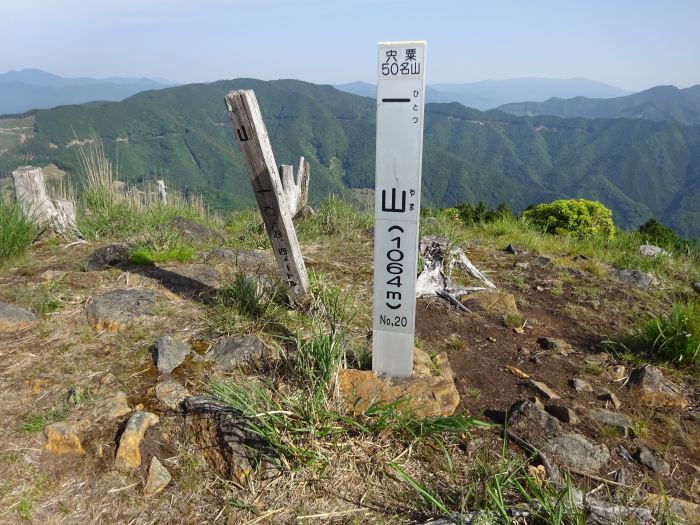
(638, 218), (698, 255)
(456, 201), (513, 226)
(521, 199), (615, 239)
(0, 197), (37, 265)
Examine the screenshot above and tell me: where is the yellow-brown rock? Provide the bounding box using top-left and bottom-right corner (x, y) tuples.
(114, 411), (159, 470)
(44, 422), (85, 456)
(462, 291), (519, 316)
(337, 349), (459, 417)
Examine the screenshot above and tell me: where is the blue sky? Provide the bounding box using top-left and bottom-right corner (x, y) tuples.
(2, 0), (699, 90)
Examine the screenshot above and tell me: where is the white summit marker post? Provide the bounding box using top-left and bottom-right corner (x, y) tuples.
(372, 41), (427, 377)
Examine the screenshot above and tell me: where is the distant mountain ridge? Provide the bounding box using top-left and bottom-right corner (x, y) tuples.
(498, 85), (700, 125)
(0, 68), (173, 115)
(335, 77), (631, 110)
(1, 79), (699, 240)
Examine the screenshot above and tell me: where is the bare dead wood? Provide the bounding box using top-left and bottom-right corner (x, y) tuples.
(224, 90), (309, 301)
(156, 179), (167, 204)
(11, 165), (82, 239)
(279, 156), (310, 216)
(415, 236), (494, 308)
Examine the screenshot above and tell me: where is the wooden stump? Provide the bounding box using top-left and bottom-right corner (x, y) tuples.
(11, 166), (82, 239)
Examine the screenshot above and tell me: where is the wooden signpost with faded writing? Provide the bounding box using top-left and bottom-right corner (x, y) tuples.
(224, 90), (309, 301)
(372, 41), (427, 377)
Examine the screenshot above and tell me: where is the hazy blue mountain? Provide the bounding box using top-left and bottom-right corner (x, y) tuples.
(333, 81), (375, 98)
(498, 85), (700, 125)
(335, 77), (631, 109)
(0, 68), (173, 114)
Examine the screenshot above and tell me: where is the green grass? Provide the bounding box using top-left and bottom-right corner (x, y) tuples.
(293, 325), (345, 395)
(298, 195), (373, 239)
(73, 137), (215, 242)
(0, 197), (37, 267)
(606, 301), (700, 373)
(207, 273), (286, 335)
(0, 280), (72, 319)
(208, 378), (489, 471)
(130, 243), (194, 265)
(461, 216), (700, 285)
(17, 407), (68, 433)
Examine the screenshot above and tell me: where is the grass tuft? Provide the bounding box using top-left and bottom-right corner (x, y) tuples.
(0, 196), (37, 266)
(606, 301), (700, 373)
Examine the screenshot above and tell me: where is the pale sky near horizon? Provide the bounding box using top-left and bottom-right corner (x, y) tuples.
(1, 0), (699, 91)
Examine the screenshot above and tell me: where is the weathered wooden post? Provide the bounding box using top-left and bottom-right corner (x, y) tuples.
(372, 41), (427, 377)
(279, 156), (310, 216)
(12, 165), (82, 239)
(224, 90), (309, 301)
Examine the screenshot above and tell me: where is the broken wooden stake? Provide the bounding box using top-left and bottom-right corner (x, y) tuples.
(279, 156), (310, 216)
(224, 90), (309, 301)
(12, 165), (82, 240)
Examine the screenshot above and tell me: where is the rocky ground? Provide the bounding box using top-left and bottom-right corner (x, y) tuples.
(0, 216), (699, 524)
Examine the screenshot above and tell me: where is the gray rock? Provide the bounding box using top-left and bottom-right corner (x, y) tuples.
(541, 432), (610, 474)
(537, 337), (573, 355)
(160, 264), (220, 288)
(628, 366), (688, 409)
(610, 268), (657, 289)
(0, 301), (37, 331)
(693, 282), (700, 295)
(155, 380), (190, 410)
(143, 456), (171, 496)
(570, 377), (593, 393)
(205, 335), (264, 371)
(86, 288), (164, 331)
(636, 446), (670, 476)
(154, 336), (192, 374)
(545, 404), (579, 425)
(508, 399), (563, 437)
(171, 216), (219, 242)
(83, 243), (131, 271)
(639, 244), (667, 257)
(534, 256), (552, 267)
(587, 409), (634, 437)
(617, 445), (635, 462)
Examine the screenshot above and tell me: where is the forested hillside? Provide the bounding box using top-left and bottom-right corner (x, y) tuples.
(2, 79), (700, 239)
